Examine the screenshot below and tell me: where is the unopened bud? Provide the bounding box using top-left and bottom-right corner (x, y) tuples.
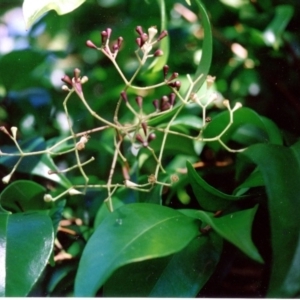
(62, 85), (71, 92)
(206, 75), (216, 89)
(148, 26), (158, 42)
(153, 99), (159, 111)
(106, 28), (112, 39)
(117, 37), (123, 49)
(2, 173), (12, 184)
(120, 91), (128, 103)
(74, 68), (81, 81)
(44, 194), (53, 202)
(141, 122), (147, 135)
(157, 30), (168, 41)
(135, 96), (143, 109)
(147, 133), (156, 143)
(125, 179), (139, 188)
(163, 65), (169, 79)
(136, 37), (142, 48)
(154, 49), (163, 57)
(141, 33), (148, 43)
(112, 43), (119, 52)
(11, 127), (18, 139)
(68, 188), (83, 196)
(86, 40), (97, 49)
(80, 76), (88, 84)
(136, 26), (144, 36)
(101, 30), (108, 45)
(0, 126), (11, 136)
(61, 75), (72, 86)
(223, 100), (230, 109)
(233, 102), (242, 111)
(135, 134), (144, 144)
(168, 72), (179, 82)
(169, 93), (176, 106)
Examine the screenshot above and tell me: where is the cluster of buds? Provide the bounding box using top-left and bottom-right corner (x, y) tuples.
(86, 28), (123, 59)
(162, 65), (181, 90)
(135, 121), (156, 148)
(135, 25), (167, 56)
(61, 68), (88, 97)
(152, 93), (176, 112)
(0, 126), (18, 140)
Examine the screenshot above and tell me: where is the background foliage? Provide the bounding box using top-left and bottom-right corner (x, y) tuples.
(1, 0), (300, 297)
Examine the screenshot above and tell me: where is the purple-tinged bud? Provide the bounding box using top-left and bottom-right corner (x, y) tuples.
(160, 95), (169, 111)
(157, 30), (168, 41)
(86, 40), (97, 49)
(135, 134), (144, 144)
(141, 33), (148, 43)
(117, 37), (123, 49)
(135, 96), (143, 109)
(61, 75), (72, 86)
(120, 91), (128, 103)
(141, 122), (147, 136)
(153, 99), (159, 110)
(168, 72), (179, 82)
(101, 30), (108, 45)
(154, 49), (163, 57)
(169, 93), (176, 106)
(136, 37), (142, 48)
(74, 68), (81, 81)
(174, 80), (181, 91)
(106, 28), (112, 39)
(163, 65), (169, 79)
(147, 133), (156, 143)
(136, 26), (144, 36)
(112, 43), (119, 53)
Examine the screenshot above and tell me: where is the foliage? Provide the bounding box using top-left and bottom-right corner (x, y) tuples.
(0, 0), (300, 297)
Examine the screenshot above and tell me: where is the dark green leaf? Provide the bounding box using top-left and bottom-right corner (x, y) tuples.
(243, 141), (300, 297)
(187, 161), (247, 211)
(75, 203), (200, 296)
(196, 206), (263, 263)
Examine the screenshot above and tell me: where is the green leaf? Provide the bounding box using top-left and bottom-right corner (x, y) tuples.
(0, 212), (54, 296)
(23, 0), (87, 29)
(187, 161), (247, 211)
(203, 107), (282, 151)
(75, 203), (200, 296)
(243, 141), (300, 297)
(0, 180), (50, 213)
(104, 232), (222, 297)
(192, 0), (213, 93)
(263, 5), (294, 49)
(196, 206), (263, 263)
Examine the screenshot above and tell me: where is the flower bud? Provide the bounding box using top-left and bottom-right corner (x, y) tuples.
(136, 26), (144, 36)
(154, 49), (163, 57)
(120, 91), (128, 103)
(136, 37), (142, 48)
(106, 28), (112, 39)
(86, 40), (97, 49)
(223, 100), (230, 109)
(169, 93), (176, 107)
(80, 76), (88, 84)
(147, 133), (156, 143)
(141, 33), (148, 43)
(135, 96), (143, 109)
(157, 30), (168, 41)
(135, 134), (144, 144)
(141, 121), (147, 135)
(61, 75), (72, 86)
(68, 188), (83, 196)
(168, 72), (179, 82)
(117, 37), (123, 49)
(101, 30), (108, 45)
(206, 75), (216, 89)
(112, 43), (119, 53)
(153, 99), (159, 111)
(44, 194), (53, 202)
(74, 68), (81, 81)
(11, 127), (18, 139)
(163, 65), (169, 79)
(148, 26), (158, 42)
(2, 173), (12, 184)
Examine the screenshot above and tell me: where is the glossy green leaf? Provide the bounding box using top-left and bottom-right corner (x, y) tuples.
(203, 107), (282, 151)
(0, 212), (54, 296)
(192, 0), (212, 93)
(196, 206), (263, 263)
(104, 232), (222, 297)
(0, 213), (9, 297)
(23, 0), (87, 28)
(75, 203), (200, 296)
(0, 180), (50, 213)
(263, 5), (294, 49)
(243, 141), (300, 297)
(187, 161), (247, 211)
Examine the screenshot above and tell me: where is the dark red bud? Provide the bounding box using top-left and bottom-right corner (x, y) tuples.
(141, 122), (147, 136)
(61, 75), (72, 86)
(161, 102), (171, 111)
(135, 96), (143, 109)
(163, 65), (169, 79)
(141, 33), (148, 43)
(169, 93), (176, 106)
(153, 99), (159, 110)
(120, 91), (128, 103)
(157, 30), (168, 41)
(112, 43), (119, 52)
(86, 40), (97, 49)
(136, 26), (144, 36)
(147, 133), (156, 143)
(175, 80), (181, 90)
(168, 72), (179, 82)
(154, 49), (163, 57)
(135, 134), (144, 144)
(101, 31), (108, 45)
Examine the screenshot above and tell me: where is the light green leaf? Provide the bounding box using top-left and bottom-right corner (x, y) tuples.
(23, 0), (87, 29)
(196, 206), (264, 263)
(75, 203), (200, 296)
